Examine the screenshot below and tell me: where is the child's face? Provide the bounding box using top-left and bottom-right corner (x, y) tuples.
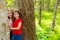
(14, 12), (19, 19)
(8, 10), (12, 18)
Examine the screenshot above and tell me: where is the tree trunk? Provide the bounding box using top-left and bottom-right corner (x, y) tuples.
(18, 0), (36, 40)
(0, 0), (10, 40)
(46, 0), (50, 11)
(39, 0), (42, 26)
(52, 0), (59, 29)
(42, 0), (44, 8)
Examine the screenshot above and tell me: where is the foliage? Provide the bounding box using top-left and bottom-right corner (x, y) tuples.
(6, 0), (15, 8)
(35, 10), (60, 40)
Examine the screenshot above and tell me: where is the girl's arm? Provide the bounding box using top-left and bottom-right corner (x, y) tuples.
(10, 22), (22, 30)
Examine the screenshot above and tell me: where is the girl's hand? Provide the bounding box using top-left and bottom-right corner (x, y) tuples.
(10, 22), (22, 30)
(8, 19), (12, 26)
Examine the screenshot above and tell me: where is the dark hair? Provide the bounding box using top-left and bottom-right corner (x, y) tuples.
(13, 10), (21, 21)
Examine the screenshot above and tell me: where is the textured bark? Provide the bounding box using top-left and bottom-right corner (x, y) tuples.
(18, 0), (36, 40)
(0, 0), (10, 40)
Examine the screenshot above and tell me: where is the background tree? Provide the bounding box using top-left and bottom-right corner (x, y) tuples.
(42, 0), (44, 8)
(52, 0), (59, 29)
(46, 0), (50, 11)
(39, 0), (42, 26)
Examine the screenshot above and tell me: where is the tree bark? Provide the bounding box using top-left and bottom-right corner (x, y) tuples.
(18, 0), (36, 40)
(0, 0), (10, 40)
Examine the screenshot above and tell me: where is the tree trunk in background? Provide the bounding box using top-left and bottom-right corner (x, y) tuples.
(39, 0), (42, 26)
(52, 0), (59, 29)
(34, 0), (36, 5)
(42, 0), (44, 9)
(46, 0), (50, 11)
(18, 0), (36, 40)
(0, 0), (10, 40)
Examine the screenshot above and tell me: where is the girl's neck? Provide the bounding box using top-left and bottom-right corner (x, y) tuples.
(15, 17), (19, 20)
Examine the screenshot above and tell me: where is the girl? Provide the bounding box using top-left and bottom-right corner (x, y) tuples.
(8, 9), (13, 25)
(8, 9), (13, 40)
(10, 10), (23, 40)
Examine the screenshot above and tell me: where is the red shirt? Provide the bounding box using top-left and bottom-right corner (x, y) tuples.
(12, 18), (22, 34)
